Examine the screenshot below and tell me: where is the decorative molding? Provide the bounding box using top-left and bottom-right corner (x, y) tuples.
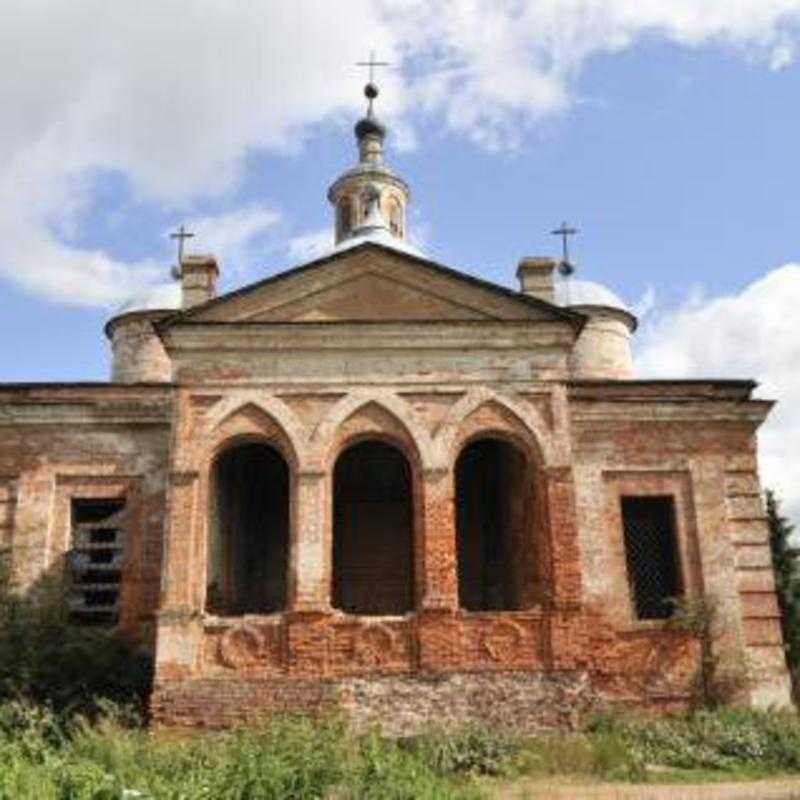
(217, 623), (282, 670)
(312, 389), (435, 469)
(482, 619), (525, 662)
(205, 392), (309, 469)
(434, 387), (556, 468)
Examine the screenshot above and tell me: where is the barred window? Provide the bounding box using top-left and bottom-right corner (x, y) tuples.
(68, 499), (125, 626)
(621, 496), (682, 620)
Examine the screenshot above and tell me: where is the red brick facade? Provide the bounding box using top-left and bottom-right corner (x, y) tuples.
(0, 243), (791, 730)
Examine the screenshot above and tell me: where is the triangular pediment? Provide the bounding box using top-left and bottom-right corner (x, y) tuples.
(246, 271), (496, 322)
(165, 242), (581, 327)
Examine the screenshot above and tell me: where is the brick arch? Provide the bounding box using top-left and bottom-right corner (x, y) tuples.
(311, 390), (435, 471)
(205, 392), (308, 470)
(434, 388), (554, 469)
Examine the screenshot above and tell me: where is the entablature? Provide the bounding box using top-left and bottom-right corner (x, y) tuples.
(0, 383), (173, 426)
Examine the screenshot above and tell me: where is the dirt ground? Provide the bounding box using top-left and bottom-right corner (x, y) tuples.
(485, 777), (800, 799)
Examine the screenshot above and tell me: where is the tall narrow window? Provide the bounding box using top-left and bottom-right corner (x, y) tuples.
(208, 443), (289, 614)
(333, 441), (414, 615)
(338, 198), (353, 239)
(388, 198), (403, 237)
(455, 438), (534, 611)
(69, 498), (125, 626)
(621, 496), (682, 620)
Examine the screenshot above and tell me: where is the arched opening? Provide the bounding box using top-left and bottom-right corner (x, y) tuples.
(333, 440), (414, 615)
(207, 442), (289, 614)
(455, 438), (536, 611)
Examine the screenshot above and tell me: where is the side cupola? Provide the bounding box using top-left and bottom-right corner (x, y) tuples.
(327, 81), (410, 245)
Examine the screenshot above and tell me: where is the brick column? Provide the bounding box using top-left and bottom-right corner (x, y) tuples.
(417, 468), (462, 673)
(288, 471), (331, 612)
(285, 470), (333, 677)
(544, 466), (585, 670)
(159, 470), (201, 611)
(419, 468), (458, 611)
(154, 470), (202, 680)
(11, 468), (54, 592)
(545, 466), (583, 607)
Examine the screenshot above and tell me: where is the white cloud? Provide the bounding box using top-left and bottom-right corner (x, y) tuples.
(636, 265), (800, 522)
(0, 1), (398, 307)
(287, 228), (335, 265)
(182, 205), (282, 282)
(2, 1), (800, 307)
(632, 285), (657, 320)
(770, 40), (796, 69)
(380, 0), (800, 148)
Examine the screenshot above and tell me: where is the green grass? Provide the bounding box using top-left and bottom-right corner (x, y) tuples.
(2, 702), (800, 799)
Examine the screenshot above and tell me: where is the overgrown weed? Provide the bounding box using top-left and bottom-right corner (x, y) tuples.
(2, 702), (800, 798)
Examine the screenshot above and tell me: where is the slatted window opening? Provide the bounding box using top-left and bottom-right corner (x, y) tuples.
(69, 498), (125, 626)
(621, 495), (682, 620)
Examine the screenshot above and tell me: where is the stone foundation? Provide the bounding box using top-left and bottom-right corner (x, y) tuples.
(150, 670), (597, 733)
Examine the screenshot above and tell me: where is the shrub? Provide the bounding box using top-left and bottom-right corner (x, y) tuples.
(4, 701), (800, 797)
(345, 731), (483, 800)
(586, 706), (800, 775)
(0, 566), (151, 721)
(668, 593), (750, 709)
(403, 723), (520, 777)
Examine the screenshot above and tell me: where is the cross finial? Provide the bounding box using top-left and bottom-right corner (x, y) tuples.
(551, 221), (578, 276)
(356, 50), (390, 84)
(356, 51), (390, 117)
(169, 224), (194, 274)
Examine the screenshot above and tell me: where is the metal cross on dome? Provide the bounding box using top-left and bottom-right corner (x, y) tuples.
(170, 223), (194, 267)
(356, 50), (390, 84)
(551, 221), (578, 277)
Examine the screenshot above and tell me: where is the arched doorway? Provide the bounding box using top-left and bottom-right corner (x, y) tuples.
(207, 442), (289, 614)
(455, 438), (535, 611)
(332, 440), (414, 615)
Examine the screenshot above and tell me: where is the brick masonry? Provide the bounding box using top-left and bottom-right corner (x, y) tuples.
(0, 244), (792, 729)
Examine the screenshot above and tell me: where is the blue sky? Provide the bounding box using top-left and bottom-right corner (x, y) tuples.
(1, 1), (799, 517)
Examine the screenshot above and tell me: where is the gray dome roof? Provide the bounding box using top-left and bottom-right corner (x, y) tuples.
(554, 277), (629, 311)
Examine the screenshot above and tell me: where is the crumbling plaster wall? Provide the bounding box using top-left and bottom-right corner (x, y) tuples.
(569, 386), (792, 709)
(0, 386), (171, 644)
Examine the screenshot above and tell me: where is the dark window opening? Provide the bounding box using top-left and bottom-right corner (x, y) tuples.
(77, 569), (122, 585)
(69, 498), (125, 627)
(455, 439), (534, 611)
(621, 496), (682, 620)
(388, 200), (403, 237)
(208, 442), (289, 615)
(88, 550), (115, 565)
(339, 198), (353, 238)
(89, 528), (117, 544)
(333, 441), (414, 615)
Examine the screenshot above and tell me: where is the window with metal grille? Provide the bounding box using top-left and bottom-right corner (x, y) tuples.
(68, 498), (125, 626)
(621, 496), (682, 620)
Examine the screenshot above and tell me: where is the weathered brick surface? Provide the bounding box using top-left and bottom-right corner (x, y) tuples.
(106, 311), (173, 383)
(150, 670), (597, 733)
(0, 385), (171, 637)
(0, 249), (792, 727)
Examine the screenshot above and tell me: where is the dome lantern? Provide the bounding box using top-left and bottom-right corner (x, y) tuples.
(328, 75), (409, 245)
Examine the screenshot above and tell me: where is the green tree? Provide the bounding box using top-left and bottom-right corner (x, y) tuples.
(766, 489), (800, 693)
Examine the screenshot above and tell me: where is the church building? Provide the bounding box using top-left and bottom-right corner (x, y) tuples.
(0, 80), (791, 728)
